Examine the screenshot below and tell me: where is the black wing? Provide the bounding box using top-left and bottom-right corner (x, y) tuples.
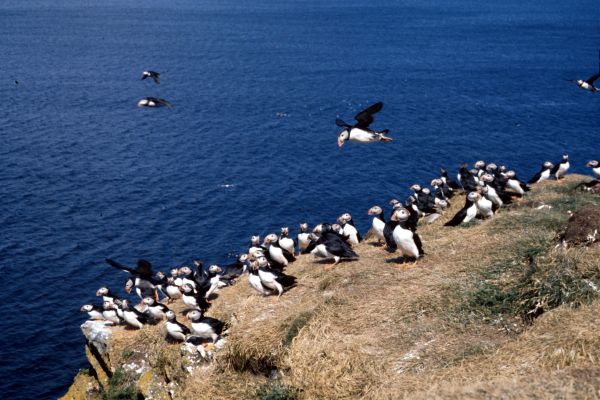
(151, 72), (160, 84)
(585, 72), (600, 85)
(445, 207), (468, 227)
(383, 221), (398, 250)
(354, 102), (383, 129)
(528, 170), (543, 184)
(336, 118), (351, 128)
(322, 234), (358, 258)
(156, 98), (173, 108)
(177, 321), (191, 335)
(105, 259), (136, 275)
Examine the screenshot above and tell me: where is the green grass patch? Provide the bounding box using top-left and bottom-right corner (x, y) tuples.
(256, 382), (299, 400)
(282, 312), (314, 347)
(101, 368), (140, 400)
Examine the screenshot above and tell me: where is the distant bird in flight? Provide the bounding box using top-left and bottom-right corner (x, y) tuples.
(566, 72), (600, 92)
(137, 97), (173, 108)
(141, 70), (160, 84)
(335, 102), (392, 148)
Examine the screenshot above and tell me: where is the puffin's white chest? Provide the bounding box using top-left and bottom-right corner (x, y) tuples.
(372, 218), (385, 239)
(166, 285), (182, 299)
(123, 311), (143, 328)
(182, 294), (197, 307)
(297, 233), (311, 251)
(268, 246), (287, 265)
(349, 128), (377, 143)
(556, 162), (570, 177)
(464, 205), (478, 223)
(257, 269), (276, 284)
(392, 226), (419, 258)
(191, 321), (215, 337)
(593, 167), (600, 179)
(166, 322), (186, 340)
(540, 169), (550, 181)
(476, 197), (494, 218)
(484, 186), (502, 206)
(311, 244), (331, 259)
(507, 179), (524, 195)
(279, 237), (295, 255)
(342, 224), (359, 245)
(580, 82), (592, 90)
(248, 273), (267, 294)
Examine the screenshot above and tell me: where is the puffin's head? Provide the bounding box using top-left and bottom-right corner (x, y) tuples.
(170, 268), (180, 277)
(562, 154), (569, 161)
(430, 178), (442, 187)
(299, 223), (308, 233)
(238, 253), (249, 263)
(124, 278), (134, 294)
(389, 198), (400, 207)
(257, 256), (269, 267)
(391, 207), (410, 222)
(499, 165), (507, 173)
(481, 186), (489, 194)
(587, 160), (599, 168)
(340, 212), (352, 222)
(208, 265), (221, 274)
(192, 259), (203, 269)
(480, 174), (493, 183)
(577, 79), (584, 85)
(421, 188), (431, 195)
(474, 160), (486, 169)
(280, 227), (289, 236)
(142, 297), (155, 306)
(187, 310), (201, 321)
(543, 161), (553, 169)
(96, 287), (109, 297)
(179, 266), (193, 276)
(312, 224), (323, 234)
(155, 271), (165, 279)
(467, 192), (479, 202)
(506, 170), (516, 178)
(337, 130), (349, 148)
(80, 304), (93, 312)
(102, 300), (114, 310)
(165, 310), (176, 321)
(486, 162), (497, 171)
(437, 199), (449, 209)
(251, 235), (260, 246)
(368, 205), (382, 216)
(265, 233), (278, 244)
(410, 184), (422, 192)
(182, 283), (194, 294)
(331, 223), (343, 233)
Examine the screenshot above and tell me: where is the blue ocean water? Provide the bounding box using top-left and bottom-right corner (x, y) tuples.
(0, 0), (598, 398)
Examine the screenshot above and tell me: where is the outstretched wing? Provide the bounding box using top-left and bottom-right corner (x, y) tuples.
(151, 72), (160, 84)
(157, 98), (173, 108)
(105, 259), (136, 274)
(335, 118), (351, 128)
(585, 72), (600, 85)
(354, 102), (383, 129)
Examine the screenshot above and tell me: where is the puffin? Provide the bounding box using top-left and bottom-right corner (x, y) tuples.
(181, 283), (210, 312)
(204, 265), (229, 299)
(472, 191), (494, 219)
(95, 287), (123, 308)
(586, 160), (600, 179)
(264, 233), (296, 269)
(528, 161), (554, 184)
(256, 262), (297, 299)
(440, 168), (461, 191)
(137, 97), (173, 108)
(387, 207), (422, 261)
(104, 258), (159, 301)
(431, 178), (452, 205)
(505, 171), (530, 197)
(445, 192), (478, 226)
(279, 227), (296, 256)
(155, 270), (182, 302)
(220, 254), (249, 282)
(550, 154), (570, 180)
(248, 235), (267, 259)
(80, 304), (104, 321)
(368, 205), (386, 243)
(101, 300), (122, 325)
(567, 70), (600, 92)
(142, 297), (170, 323)
(165, 310), (190, 342)
(247, 260), (272, 296)
(474, 160), (486, 178)
(480, 174), (503, 210)
(335, 102), (392, 147)
(458, 163), (479, 192)
(187, 310), (224, 342)
(119, 299), (148, 329)
(338, 213), (362, 245)
(141, 70), (160, 84)
(309, 223), (359, 266)
(297, 223), (312, 254)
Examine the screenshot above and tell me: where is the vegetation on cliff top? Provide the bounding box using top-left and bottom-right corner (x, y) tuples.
(67, 175), (600, 399)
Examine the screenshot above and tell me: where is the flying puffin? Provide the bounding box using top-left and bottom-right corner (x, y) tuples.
(187, 310), (224, 342)
(104, 258), (159, 301)
(119, 299), (149, 329)
(505, 171), (530, 197)
(386, 207), (422, 261)
(142, 297), (170, 323)
(528, 161), (554, 184)
(338, 213), (362, 245)
(445, 192), (478, 226)
(141, 70), (160, 84)
(279, 227), (296, 256)
(297, 223), (312, 254)
(566, 68), (600, 92)
(137, 97), (173, 108)
(309, 223), (359, 266)
(80, 304), (105, 321)
(368, 206), (386, 244)
(335, 102), (392, 147)
(550, 154), (570, 180)
(165, 310), (191, 342)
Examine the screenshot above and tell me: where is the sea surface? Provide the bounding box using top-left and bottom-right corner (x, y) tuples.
(1, 0), (598, 398)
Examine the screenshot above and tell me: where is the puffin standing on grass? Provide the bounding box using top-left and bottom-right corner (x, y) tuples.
(80, 304), (105, 321)
(335, 102), (392, 147)
(187, 310), (224, 343)
(550, 154), (570, 180)
(297, 223), (312, 254)
(528, 161), (554, 184)
(278, 227), (296, 256)
(256, 263), (297, 299)
(142, 297), (170, 323)
(368, 206), (386, 243)
(587, 160), (600, 179)
(119, 299), (149, 329)
(165, 310), (190, 342)
(338, 213), (362, 245)
(264, 233), (296, 269)
(505, 171), (530, 197)
(386, 207), (422, 262)
(309, 223), (359, 266)
(445, 192), (479, 226)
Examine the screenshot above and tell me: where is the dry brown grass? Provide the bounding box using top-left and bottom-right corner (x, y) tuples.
(98, 174), (600, 399)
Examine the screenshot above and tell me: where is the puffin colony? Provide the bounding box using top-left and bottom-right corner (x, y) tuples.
(80, 67), (600, 356)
